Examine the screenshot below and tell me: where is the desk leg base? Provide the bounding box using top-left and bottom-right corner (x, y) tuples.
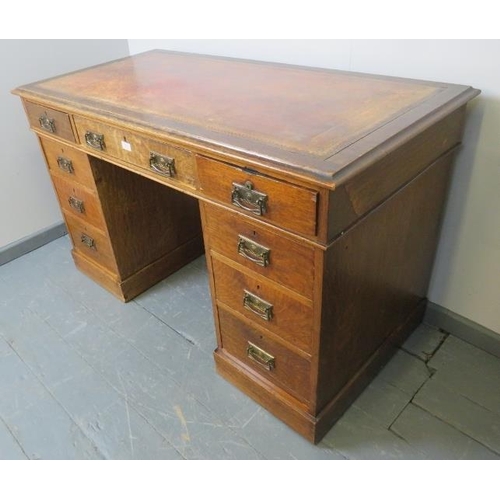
(214, 299), (426, 444)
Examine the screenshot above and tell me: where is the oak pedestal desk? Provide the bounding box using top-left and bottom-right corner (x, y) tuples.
(13, 51), (479, 443)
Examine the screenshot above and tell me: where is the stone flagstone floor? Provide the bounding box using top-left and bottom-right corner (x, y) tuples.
(0, 236), (499, 459)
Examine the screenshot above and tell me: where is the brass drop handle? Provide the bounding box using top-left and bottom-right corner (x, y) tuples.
(237, 235), (270, 267)
(80, 233), (96, 250)
(243, 290), (273, 321)
(247, 342), (275, 371)
(149, 151), (176, 177)
(231, 181), (268, 216)
(85, 131), (105, 151)
(57, 156), (74, 174)
(39, 114), (56, 133)
(68, 196), (85, 214)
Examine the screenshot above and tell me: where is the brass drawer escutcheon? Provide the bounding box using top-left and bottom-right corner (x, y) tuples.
(247, 342), (275, 371)
(149, 151), (176, 177)
(243, 289), (273, 321)
(39, 114), (56, 133)
(231, 181), (268, 216)
(80, 233), (96, 250)
(84, 131), (105, 151)
(68, 196), (85, 214)
(56, 156), (74, 174)
(237, 235), (270, 267)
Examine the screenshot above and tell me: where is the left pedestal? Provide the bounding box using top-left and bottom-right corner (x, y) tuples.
(38, 135), (204, 302)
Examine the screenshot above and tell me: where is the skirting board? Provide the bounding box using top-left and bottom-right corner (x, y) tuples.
(425, 302), (500, 359)
(0, 221), (67, 266)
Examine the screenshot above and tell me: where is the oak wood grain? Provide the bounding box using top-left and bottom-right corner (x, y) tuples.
(40, 136), (96, 189)
(73, 115), (199, 191)
(212, 257), (314, 353)
(218, 307), (312, 403)
(328, 107), (466, 238)
(51, 174), (106, 230)
(315, 151), (455, 412)
(118, 235), (204, 302)
(202, 202), (315, 298)
(198, 156), (318, 237)
(24, 100), (75, 142)
(214, 348), (316, 441)
(64, 211), (118, 273)
(90, 156), (202, 279)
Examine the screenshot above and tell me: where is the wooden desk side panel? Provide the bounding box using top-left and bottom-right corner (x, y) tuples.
(315, 151), (455, 413)
(328, 106), (466, 239)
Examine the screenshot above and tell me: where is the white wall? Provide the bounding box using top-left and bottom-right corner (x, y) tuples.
(129, 40), (500, 333)
(0, 39), (129, 248)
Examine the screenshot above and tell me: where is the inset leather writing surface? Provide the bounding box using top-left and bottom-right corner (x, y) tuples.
(15, 51), (477, 182)
(27, 51), (437, 155)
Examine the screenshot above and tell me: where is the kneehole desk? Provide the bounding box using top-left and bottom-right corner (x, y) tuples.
(13, 50), (479, 443)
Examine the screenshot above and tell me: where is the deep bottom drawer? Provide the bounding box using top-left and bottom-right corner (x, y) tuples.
(218, 307), (311, 403)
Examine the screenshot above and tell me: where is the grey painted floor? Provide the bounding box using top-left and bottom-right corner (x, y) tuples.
(0, 235), (499, 460)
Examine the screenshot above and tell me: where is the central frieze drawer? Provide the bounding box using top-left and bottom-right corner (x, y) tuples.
(198, 156), (318, 237)
(73, 115), (198, 189)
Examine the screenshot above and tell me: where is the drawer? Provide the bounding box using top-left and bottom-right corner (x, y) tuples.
(73, 115), (198, 189)
(64, 212), (117, 273)
(24, 101), (76, 142)
(198, 156), (318, 237)
(52, 175), (106, 230)
(218, 308), (311, 403)
(203, 202), (315, 299)
(212, 258), (313, 353)
(40, 137), (96, 189)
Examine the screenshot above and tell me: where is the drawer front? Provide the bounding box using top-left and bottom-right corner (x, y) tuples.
(198, 156), (318, 237)
(40, 137), (96, 189)
(73, 116), (198, 189)
(52, 175), (105, 230)
(212, 258), (313, 353)
(64, 212), (117, 273)
(24, 101), (76, 142)
(203, 202), (315, 299)
(219, 308), (311, 403)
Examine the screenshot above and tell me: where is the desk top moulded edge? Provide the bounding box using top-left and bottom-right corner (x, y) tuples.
(12, 50), (480, 189)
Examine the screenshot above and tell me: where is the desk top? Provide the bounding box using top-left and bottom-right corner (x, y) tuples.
(14, 50), (479, 184)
